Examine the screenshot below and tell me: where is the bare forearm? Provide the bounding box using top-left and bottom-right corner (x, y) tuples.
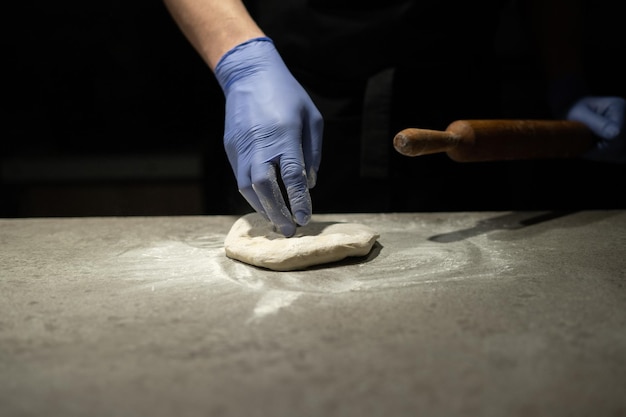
(163, 0), (265, 70)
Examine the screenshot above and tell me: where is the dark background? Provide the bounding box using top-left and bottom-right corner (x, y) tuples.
(2, 0), (625, 217)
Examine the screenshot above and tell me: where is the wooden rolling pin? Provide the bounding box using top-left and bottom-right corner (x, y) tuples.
(393, 119), (595, 162)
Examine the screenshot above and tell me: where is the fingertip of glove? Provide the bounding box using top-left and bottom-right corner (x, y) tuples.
(294, 210), (311, 227)
(278, 223), (297, 238)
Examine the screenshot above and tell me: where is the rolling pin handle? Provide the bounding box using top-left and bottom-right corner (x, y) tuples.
(393, 128), (462, 157)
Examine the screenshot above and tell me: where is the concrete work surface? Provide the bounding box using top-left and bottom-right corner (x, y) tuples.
(1, 211), (625, 417)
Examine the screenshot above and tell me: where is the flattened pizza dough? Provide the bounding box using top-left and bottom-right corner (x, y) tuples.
(224, 213), (380, 271)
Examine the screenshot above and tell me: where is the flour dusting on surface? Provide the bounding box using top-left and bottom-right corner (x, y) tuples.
(251, 290), (302, 321)
(62, 214), (521, 321)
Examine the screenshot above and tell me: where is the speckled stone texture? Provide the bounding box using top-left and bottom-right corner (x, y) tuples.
(1, 211), (625, 417)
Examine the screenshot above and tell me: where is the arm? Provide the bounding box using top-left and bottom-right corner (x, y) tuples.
(522, 0), (586, 114)
(163, 0), (264, 70)
(526, 0), (584, 82)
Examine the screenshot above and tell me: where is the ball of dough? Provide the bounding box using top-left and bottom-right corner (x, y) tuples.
(224, 213), (380, 271)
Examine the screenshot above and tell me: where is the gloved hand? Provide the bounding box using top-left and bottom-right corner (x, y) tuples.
(566, 96), (626, 163)
(215, 37), (323, 237)
(549, 75), (626, 163)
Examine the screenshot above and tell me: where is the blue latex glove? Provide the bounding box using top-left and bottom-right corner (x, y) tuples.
(549, 75), (626, 163)
(566, 96), (626, 163)
(215, 37), (323, 237)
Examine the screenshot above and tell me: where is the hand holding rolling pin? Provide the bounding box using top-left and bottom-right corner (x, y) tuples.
(394, 69), (626, 164)
(566, 96), (626, 163)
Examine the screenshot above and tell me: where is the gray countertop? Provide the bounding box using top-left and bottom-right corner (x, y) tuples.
(1, 211), (625, 417)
